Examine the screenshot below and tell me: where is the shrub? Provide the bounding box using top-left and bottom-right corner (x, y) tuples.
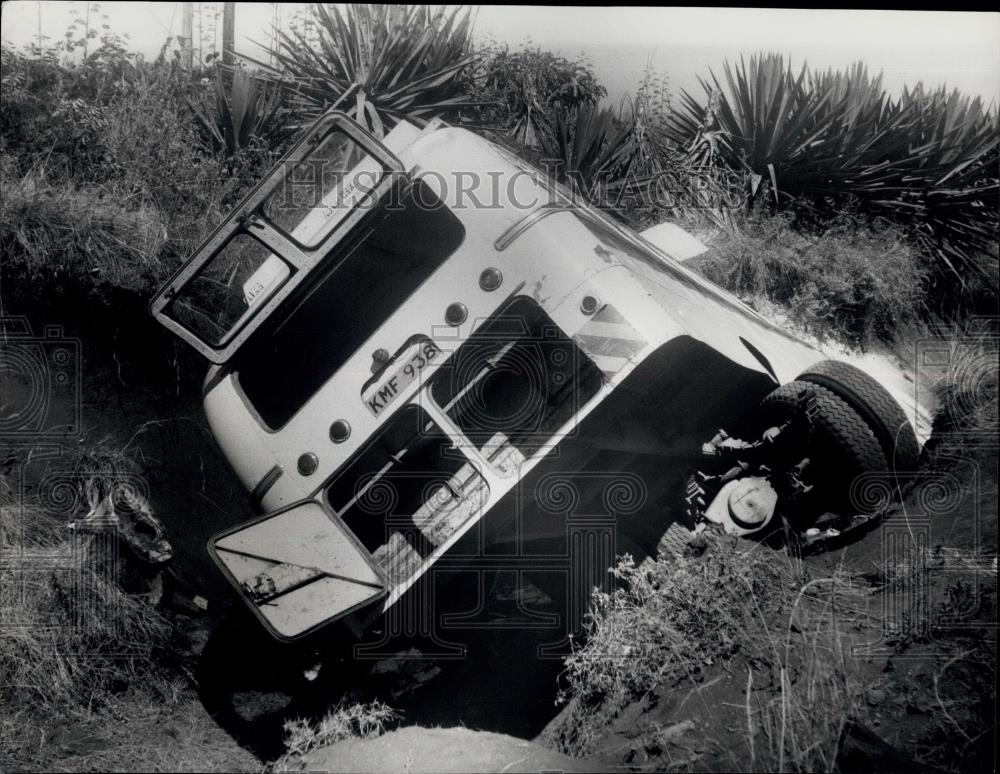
(667, 54), (999, 308)
(86, 68), (245, 210)
(0, 46), (107, 177)
(548, 536), (868, 770)
(539, 104), (633, 198)
(0, 170), (170, 302)
(534, 88), (716, 224)
(186, 68), (296, 161)
(491, 61), (741, 231)
(273, 700), (397, 772)
(0, 55), (272, 308)
(474, 42), (606, 146)
(2, 41), (267, 213)
(691, 208), (927, 345)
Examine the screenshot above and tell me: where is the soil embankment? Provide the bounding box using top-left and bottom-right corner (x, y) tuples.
(304, 727), (605, 773)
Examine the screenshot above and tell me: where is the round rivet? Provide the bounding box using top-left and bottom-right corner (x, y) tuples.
(297, 453), (318, 476)
(373, 348), (390, 364)
(580, 295), (600, 315)
(329, 419), (351, 443)
(479, 267), (503, 291)
(445, 302), (468, 326)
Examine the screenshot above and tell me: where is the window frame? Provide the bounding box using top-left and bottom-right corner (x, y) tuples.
(149, 111), (406, 364)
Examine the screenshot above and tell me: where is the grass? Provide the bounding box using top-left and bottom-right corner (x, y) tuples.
(747, 577), (866, 773)
(2, 684), (259, 773)
(0, 169), (169, 300)
(1, 26), (995, 774)
(1, 49), (273, 313)
(546, 536), (872, 771)
(923, 323), (999, 463)
(543, 335), (997, 770)
(0, 490), (167, 769)
(0, 497), (171, 712)
(271, 700), (397, 772)
(0, 455), (257, 772)
(689, 207), (928, 347)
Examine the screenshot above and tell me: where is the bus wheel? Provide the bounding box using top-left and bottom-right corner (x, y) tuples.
(798, 360), (919, 471)
(759, 381), (887, 500)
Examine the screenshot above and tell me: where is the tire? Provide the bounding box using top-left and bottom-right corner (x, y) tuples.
(759, 381), (887, 493)
(798, 360), (919, 471)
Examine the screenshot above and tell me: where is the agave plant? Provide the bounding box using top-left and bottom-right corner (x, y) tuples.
(536, 71), (741, 227)
(245, 4), (478, 137)
(534, 95), (704, 224)
(888, 86), (999, 285)
(187, 68), (293, 159)
(667, 53), (999, 287)
(669, 55), (840, 204)
(542, 106), (620, 190)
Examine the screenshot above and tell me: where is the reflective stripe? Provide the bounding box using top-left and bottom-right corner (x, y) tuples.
(573, 304), (647, 380)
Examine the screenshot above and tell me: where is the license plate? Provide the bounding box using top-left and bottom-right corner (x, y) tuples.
(364, 341), (441, 417)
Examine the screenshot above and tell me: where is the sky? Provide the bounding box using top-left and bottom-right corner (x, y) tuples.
(2, 3), (998, 104)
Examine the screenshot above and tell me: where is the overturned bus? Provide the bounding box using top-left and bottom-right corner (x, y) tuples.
(150, 110), (922, 641)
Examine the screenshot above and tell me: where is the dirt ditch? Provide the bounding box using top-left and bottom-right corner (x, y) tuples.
(2, 304), (996, 772)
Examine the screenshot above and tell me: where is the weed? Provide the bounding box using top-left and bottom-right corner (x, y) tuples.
(548, 536), (871, 771)
(272, 700), (397, 772)
(691, 208), (927, 346)
(0, 170), (169, 302)
(927, 329), (999, 446)
(0, 494), (171, 712)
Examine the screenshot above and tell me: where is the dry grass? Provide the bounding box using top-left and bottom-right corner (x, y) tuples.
(690, 209), (927, 347)
(745, 576), (868, 773)
(2, 683), (259, 773)
(0, 453), (257, 773)
(547, 536), (873, 771)
(0, 170), (169, 299)
(0, 499), (171, 712)
(923, 326), (999, 464)
(271, 700), (397, 772)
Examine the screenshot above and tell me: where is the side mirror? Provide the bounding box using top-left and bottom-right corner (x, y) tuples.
(209, 500), (386, 640)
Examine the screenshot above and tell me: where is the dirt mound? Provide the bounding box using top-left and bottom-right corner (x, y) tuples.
(303, 726), (603, 773)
